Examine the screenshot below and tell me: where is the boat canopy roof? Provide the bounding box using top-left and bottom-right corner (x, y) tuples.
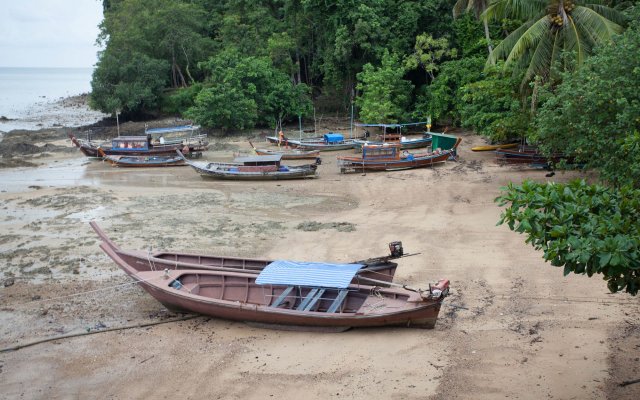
(355, 122), (428, 128)
(233, 154), (282, 164)
(145, 125), (199, 135)
(255, 260), (364, 289)
(323, 133), (344, 143)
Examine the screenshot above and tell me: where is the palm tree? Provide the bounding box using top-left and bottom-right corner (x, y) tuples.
(484, 0), (625, 91)
(453, 0), (494, 59)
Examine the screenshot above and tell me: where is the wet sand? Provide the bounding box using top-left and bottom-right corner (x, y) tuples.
(0, 127), (639, 399)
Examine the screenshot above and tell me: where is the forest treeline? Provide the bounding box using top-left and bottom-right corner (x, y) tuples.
(92, 1), (633, 138)
(92, 1), (640, 293)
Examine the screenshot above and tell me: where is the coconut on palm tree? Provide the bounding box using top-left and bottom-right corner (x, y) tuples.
(484, 0), (625, 91)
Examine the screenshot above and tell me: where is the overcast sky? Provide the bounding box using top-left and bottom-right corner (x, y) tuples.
(0, 0), (103, 68)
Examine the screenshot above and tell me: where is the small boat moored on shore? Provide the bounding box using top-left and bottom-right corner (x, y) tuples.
(286, 133), (358, 151)
(69, 124), (208, 159)
(471, 143), (518, 152)
(97, 148), (186, 167)
(248, 141), (321, 160)
(90, 221), (400, 283)
(179, 151), (319, 180)
(338, 135), (462, 173)
(99, 236), (449, 330)
(495, 145), (570, 168)
(352, 122), (433, 151)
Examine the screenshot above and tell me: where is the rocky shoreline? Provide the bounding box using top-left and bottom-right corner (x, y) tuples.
(0, 94), (108, 134)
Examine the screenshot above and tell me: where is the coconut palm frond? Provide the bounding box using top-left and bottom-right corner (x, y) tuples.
(487, 20), (535, 66)
(564, 14), (585, 65)
(504, 18), (550, 67)
(548, 29), (563, 82)
(521, 25), (554, 86)
(453, 0), (470, 18)
(484, 0), (548, 21)
(586, 4), (627, 26)
(573, 6), (624, 42)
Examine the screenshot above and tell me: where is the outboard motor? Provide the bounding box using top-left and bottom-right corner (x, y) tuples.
(389, 241), (403, 258)
(315, 157), (322, 165)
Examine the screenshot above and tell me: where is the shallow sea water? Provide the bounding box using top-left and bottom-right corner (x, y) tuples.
(0, 67), (107, 132)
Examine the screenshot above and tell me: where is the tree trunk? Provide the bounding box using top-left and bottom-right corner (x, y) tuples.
(171, 51), (178, 88)
(483, 17), (494, 63)
(175, 64), (187, 88)
(181, 43), (195, 85)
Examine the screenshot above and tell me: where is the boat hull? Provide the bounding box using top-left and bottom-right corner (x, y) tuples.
(189, 164), (317, 180)
(90, 221), (397, 283)
(287, 140), (357, 151)
(102, 155), (186, 167)
(185, 160), (317, 180)
(95, 223), (448, 330)
(471, 143), (518, 152)
(495, 146), (568, 166)
(352, 137), (432, 152)
(253, 148), (321, 160)
(106, 250), (446, 330)
(69, 133), (208, 158)
(142, 276), (444, 329)
(338, 151), (452, 172)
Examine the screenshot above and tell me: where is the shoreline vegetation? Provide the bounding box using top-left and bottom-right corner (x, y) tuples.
(0, 94), (638, 399)
(0, 1), (638, 398)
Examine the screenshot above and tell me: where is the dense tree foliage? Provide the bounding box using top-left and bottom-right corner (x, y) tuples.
(90, 48), (169, 115)
(460, 64), (530, 141)
(497, 180), (640, 295)
(534, 6), (640, 186)
(92, 0), (635, 137)
(93, 0), (462, 126)
(185, 49), (311, 130)
(453, 0), (494, 57)
(416, 56), (485, 125)
(497, 6), (640, 295)
(356, 51), (413, 123)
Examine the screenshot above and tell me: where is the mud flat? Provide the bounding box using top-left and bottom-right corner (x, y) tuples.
(0, 125), (638, 399)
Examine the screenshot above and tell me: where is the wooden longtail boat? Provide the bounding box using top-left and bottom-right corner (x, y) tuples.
(248, 141), (321, 160)
(90, 221), (399, 283)
(286, 133), (358, 152)
(337, 137), (462, 173)
(352, 134), (433, 151)
(495, 145), (568, 167)
(99, 241), (449, 330)
(266, 135), (323, 145)
(97, 148), (186, 167)
(471, 143), (518, 152)
(68, 125), (208, 158)
(179, 151), (319, 180)
(265, 132), (367, 146)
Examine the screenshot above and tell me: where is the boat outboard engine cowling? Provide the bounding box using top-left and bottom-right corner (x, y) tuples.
(389, 241), (403, 258)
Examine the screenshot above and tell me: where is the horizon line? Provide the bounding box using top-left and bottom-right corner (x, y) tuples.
(0, 66), (95, 69)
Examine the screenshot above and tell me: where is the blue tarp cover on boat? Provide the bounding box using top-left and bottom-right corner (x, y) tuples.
(323, 133), (344, 143)
(255, 260), (363, 289)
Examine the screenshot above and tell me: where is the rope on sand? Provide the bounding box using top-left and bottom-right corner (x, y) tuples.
(619, 378), (640, 387)
(0, 314), (204, 353)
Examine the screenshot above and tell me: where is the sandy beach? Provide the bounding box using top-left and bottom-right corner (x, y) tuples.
(0, 111), (639, 399)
